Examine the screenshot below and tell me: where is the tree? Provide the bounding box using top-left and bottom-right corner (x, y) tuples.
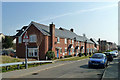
(2, 36), (13, 49)
(46, 51), (55, 60)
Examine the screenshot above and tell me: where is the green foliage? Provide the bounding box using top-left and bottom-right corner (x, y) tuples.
(2, 36), (13, 49)
(46, 51), (55, 60)
(106, 50), (112, 52)
(1, 56), (23, 64)
(64, 55), (72, 58)
(12, 43), (16, 50)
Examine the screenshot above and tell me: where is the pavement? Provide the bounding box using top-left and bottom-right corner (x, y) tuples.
(102, 55), (120, 80)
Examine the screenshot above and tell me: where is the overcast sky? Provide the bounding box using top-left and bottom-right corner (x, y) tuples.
(2, 2), (118, 44)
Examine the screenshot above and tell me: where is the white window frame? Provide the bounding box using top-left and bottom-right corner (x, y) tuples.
(18, 36), (22, 43)
(57, 37), (60, 43)
(60, 48), (62, 54)
(65, 47), (67, 53)
(29, 35), (37, 43)
(72, 40), (74, 44)
(72, 49), (74, 54)
(65, 38), (67, 44)
(28, 48), (38, 57)
(69, 39), (71, 44)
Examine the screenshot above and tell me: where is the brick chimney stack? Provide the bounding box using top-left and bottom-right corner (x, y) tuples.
(50, 22), (55, 51)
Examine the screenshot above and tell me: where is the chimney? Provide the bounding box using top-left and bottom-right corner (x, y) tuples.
(83, 33), (86, 37)
(70, 28), (74, 32)
(49, 22), (55, 51)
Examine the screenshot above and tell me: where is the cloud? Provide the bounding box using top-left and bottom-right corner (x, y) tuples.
(39, 4), (117, 22)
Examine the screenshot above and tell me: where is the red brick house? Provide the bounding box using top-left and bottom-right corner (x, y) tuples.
(16, 21), (95, 60)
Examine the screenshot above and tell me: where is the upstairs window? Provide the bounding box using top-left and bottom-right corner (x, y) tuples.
(78, 41), (79, 45)
(18, 37), (22, 43)
(57, 37), (60, 43)
(29, 35), (36, 42)
(65, 38), (67, 44)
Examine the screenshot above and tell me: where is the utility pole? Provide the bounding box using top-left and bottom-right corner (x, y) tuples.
(23, 31), (29, 69)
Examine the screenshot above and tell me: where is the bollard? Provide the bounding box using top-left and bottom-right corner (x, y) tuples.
(17, 64), (20, 69)
(6, 66), (9, 71)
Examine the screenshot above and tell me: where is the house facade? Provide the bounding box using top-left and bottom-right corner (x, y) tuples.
(16, 21), (95, 60)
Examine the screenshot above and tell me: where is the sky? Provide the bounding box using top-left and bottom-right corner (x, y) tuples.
(2, 2), (118, 44)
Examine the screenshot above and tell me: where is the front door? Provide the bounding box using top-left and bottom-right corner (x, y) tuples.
(57, 49), (59, 58)
(69, 49), (71, 55)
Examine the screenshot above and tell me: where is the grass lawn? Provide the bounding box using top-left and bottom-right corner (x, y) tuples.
(58, 55), (92, 61)
(0, 56), (23, 64)
(0, 56), (52, 73)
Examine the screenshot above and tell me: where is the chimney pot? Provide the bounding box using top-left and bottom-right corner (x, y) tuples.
(70, 28), (74, 32)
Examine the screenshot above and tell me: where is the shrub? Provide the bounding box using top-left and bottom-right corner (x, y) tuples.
(46, 51), (55, 60)
(106, 50), (112, 52)
(64, 55), (72, 58)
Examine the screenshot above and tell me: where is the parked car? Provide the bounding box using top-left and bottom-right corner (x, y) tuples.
(88, 53), (108, 68)
(110, 51), (118, 57)
(104, 52), (113, 62)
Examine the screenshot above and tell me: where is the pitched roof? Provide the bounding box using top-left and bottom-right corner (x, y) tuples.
(16, 26), (28, 36)
(90, 38), (99, 45)
(16, 21), (93, 43)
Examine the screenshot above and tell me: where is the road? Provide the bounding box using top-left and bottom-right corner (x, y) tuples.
(21, 58), (104, 79)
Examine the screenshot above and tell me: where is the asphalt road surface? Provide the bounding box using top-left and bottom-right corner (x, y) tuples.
(21, 58), (105, 79)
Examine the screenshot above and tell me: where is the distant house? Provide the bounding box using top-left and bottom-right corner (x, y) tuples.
(98, 38), (117, 52)
(16, 21), (95, 60)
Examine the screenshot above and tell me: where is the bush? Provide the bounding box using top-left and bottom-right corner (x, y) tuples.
(64, 55), (72, 58)
(46, 51), (55, 60)
(106, 50), (112, 52)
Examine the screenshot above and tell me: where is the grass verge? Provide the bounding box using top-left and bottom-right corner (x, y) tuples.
(58, 55), (92, 61)
(1, 62), (52, 73)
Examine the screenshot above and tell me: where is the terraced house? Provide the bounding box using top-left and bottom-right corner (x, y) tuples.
(16, 21), (95, 60)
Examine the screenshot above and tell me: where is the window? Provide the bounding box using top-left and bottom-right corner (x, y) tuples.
(69, 39), (71, 44)
(76, 42), (77, 45)
(78, 41), (79, 45)
(72, 49), (74, 54)
(65, 38), (67, 44)
(65, 48), (67, 53)
(57, 37), (60, 43)
(87, 48), (89, 53)
(29, 35), (36, 42)
(18, 37), (22, 43)
(72, 40), (74, 44)
(83, 49), (84, 53)
(91, 49), (92, 53)
(28, 48), (38, 57)
(60, 48), (62, 54)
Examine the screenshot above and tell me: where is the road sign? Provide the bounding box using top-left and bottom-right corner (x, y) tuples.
(23, 32), (29, 39)
(23, 32), (29, 69)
